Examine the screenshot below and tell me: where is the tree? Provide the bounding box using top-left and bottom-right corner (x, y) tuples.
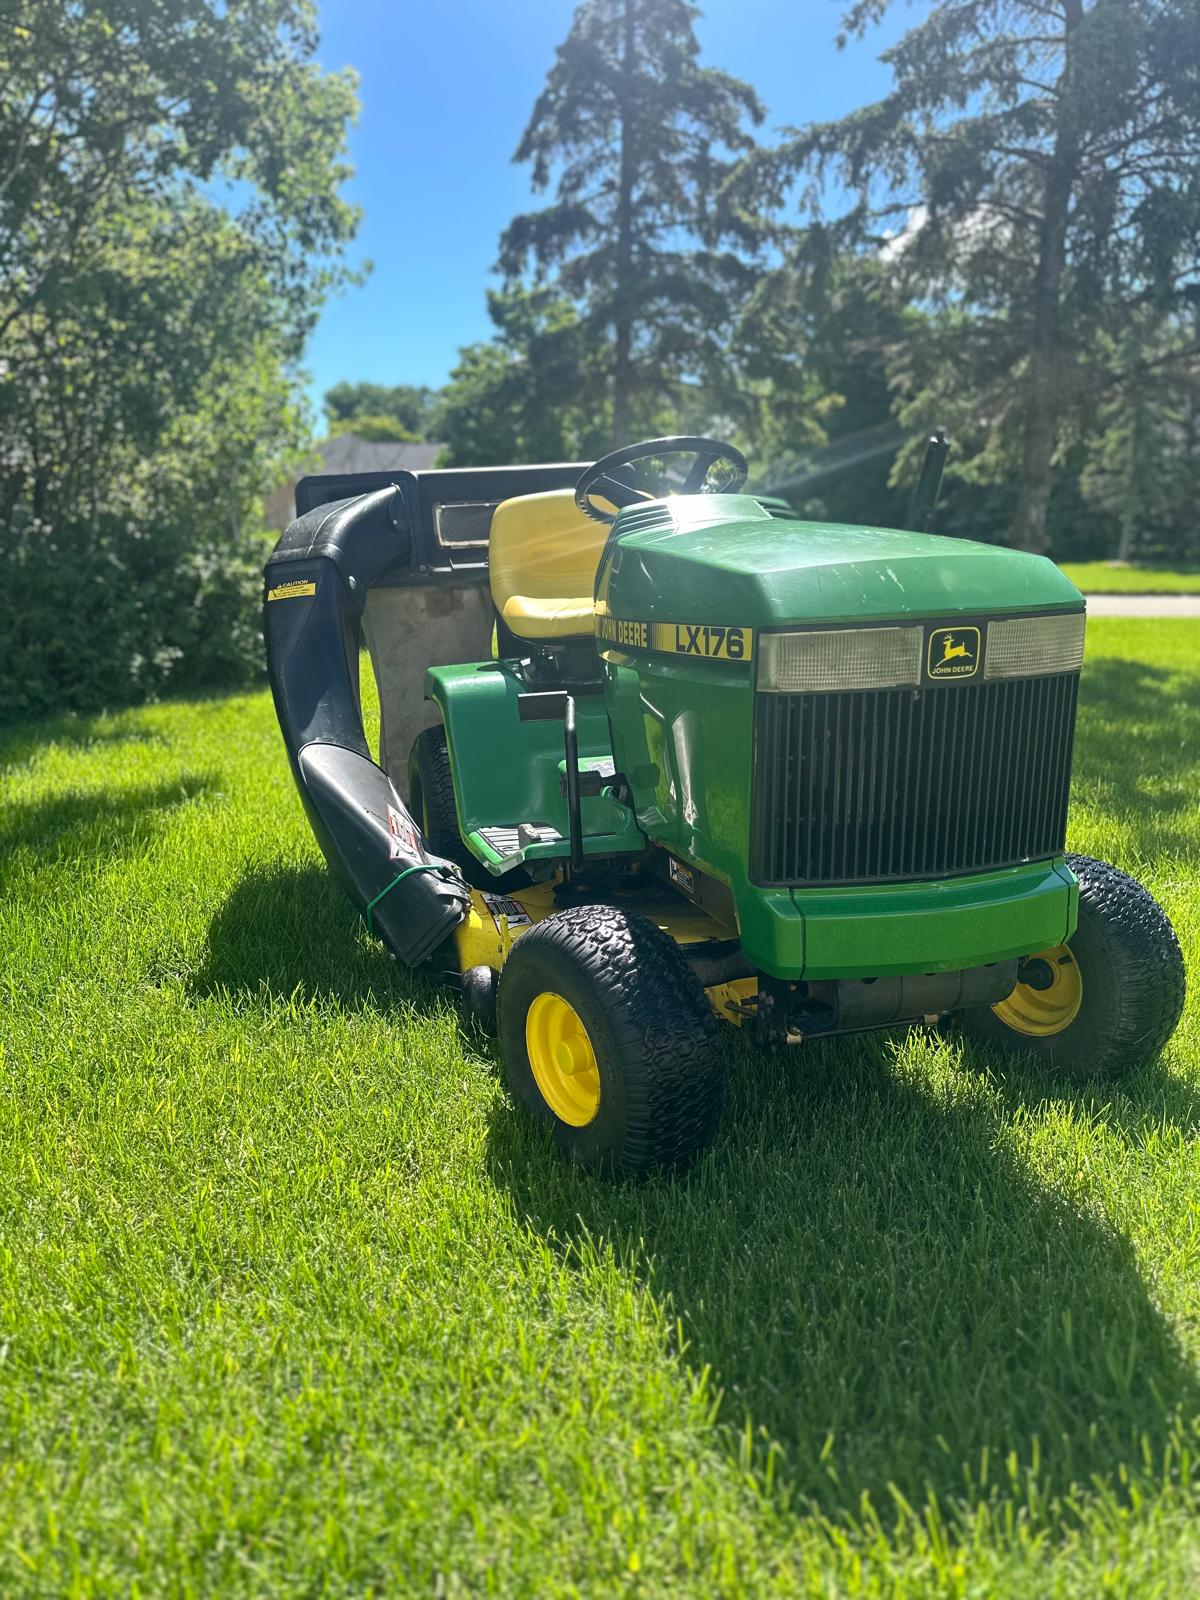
(330, 415), (419, 442)
(1, 194), (312, 714)
(746, 0), (1200, 552)
(500, 0), (764, 443)
(1, 0), (357, 356)
(323, 382), (439, 439)
(434, 285), (603, 466)
(1080, 310), (1200, 562)
(729, 252), (913, 523)
(0, 0), (359, 717)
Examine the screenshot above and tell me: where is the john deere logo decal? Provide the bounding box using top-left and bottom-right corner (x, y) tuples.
(927, 625), (980, 680)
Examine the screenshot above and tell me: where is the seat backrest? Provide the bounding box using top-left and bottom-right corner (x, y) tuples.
(489, 488), (611, 640)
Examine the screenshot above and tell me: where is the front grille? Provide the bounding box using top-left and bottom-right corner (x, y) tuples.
(751, 673), (1079, 886)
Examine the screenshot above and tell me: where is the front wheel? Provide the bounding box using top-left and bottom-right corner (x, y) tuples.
(959, 853), (1185, 1081)
(496, 905), (725, 1174)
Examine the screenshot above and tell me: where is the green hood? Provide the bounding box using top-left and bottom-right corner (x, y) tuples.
(598, 494), (1083, 625)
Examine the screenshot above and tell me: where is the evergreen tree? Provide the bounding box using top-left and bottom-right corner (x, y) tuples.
(500, 0), (763, 442)
(434, 286), (602, 466)
(732, 253), (912, 523)
(746, 0), (1200, 552)
(1080, 311), (1200, 563)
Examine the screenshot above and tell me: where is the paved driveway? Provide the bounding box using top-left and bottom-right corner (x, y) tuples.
(1085, 595), (1200, 617)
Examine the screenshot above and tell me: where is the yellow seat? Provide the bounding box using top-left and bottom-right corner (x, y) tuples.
(489, 488), (611, 641)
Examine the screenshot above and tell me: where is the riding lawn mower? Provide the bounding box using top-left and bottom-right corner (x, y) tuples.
(264, 436), (1186, 1173)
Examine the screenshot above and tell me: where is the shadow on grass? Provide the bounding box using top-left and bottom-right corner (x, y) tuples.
(193, 863), (1198, 1530)
(486, 1033), (1200, 1528)
(0, 774), (221, 893)
(192, 858), (1198, 1530)
(191, 863), (429, 1015)
(1072, 656), (1200, 854)
(990, 1053), (1200, 1144)
(0, 682), (269, 775)
(0, 709), (176, 774)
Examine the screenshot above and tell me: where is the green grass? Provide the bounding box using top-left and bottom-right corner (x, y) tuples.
(1058, 562), (1200, 595)
(1, 619), (1198, 1596)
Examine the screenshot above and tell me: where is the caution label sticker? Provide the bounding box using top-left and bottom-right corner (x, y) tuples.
(668, 856), (696, 895)
(482, 893), (533, 930)
(267, 579), (316, 602)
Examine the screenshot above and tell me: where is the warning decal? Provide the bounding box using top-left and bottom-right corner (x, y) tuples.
(482, 893), (533, 930)
(387, 804), (420, 861)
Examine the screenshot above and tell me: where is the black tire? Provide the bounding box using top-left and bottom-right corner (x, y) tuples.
(461, 964), (498, 1033)
(496, 905), (725, 1174)
(408, 724), (529, 891)
(959, 853), (1185, 1081)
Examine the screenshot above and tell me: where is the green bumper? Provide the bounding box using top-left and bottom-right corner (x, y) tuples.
(741, 859), (1079, 980)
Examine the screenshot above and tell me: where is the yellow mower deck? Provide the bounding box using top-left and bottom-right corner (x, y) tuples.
(454, 878), (758, 1024)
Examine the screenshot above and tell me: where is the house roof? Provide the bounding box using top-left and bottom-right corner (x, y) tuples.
(263, 433), (450, 530)
(315, 435), (443, 476)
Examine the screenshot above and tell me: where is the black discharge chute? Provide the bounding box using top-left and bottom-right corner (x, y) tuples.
(263, 486), (470, 966)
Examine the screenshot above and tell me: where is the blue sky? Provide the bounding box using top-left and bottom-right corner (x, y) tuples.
(303, 0), (911, 416)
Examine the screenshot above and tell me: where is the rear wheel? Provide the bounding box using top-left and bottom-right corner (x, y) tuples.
(496, 905), (725, 1174)
(408, 724), (529, 891)
(959, 853), (1185, 1081)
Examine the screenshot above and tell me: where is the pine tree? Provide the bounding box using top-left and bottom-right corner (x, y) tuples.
(434, 285), (601, 466)
(500, 0), (763, 442)
(747, 0), (1200, 552)
(1080, 311), (1200, 562)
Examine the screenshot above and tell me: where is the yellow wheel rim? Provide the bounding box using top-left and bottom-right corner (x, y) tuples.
(992, 944), (1083, 1037)
(525, 991), (601, 1127)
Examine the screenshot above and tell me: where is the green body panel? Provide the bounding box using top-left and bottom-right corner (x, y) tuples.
(597, 494), (1083, 624)
(431, 492), (1083, 979)
(602, 636), (1078, 975)
(789, 860), (1079, 980)
(602, 648), (762, 930)
(597, 493), (1081, 976)
(426, 661), (643, 872)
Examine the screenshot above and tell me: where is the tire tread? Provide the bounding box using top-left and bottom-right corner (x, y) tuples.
(1063, 851), (1185, 1071)
(960, 852), (1185, 1080)
(497, 904), (724, 1173)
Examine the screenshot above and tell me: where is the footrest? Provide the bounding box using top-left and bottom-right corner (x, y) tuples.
(477, 824), (562, 862)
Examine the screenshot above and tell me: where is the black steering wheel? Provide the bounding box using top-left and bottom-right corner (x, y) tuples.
(574, 435), (749, 525)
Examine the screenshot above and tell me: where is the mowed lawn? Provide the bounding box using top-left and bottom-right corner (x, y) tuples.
(1058, 562), (1200, 595)
(0, 620), (1197, 1596)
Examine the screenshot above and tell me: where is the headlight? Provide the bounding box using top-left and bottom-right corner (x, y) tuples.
(758, 626), (923, 693)
(985, 613), (1085, 679)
